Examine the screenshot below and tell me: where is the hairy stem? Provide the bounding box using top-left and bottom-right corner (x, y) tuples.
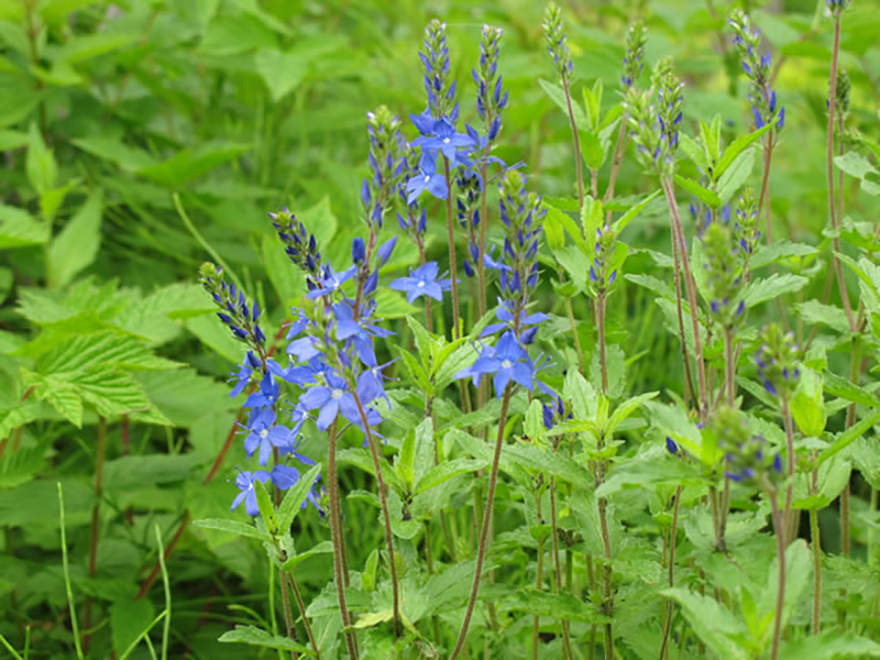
(351, 391), (401, 639)
(603, 122), (629, 204)
(781, 397), (796, 545)
(279, 568), (298, 660)
(564, 294), (586, 375)
(561, 78), (585, 208)
(659, 486), (683, 660)
(769, 490), (786, 660)
(663, 179), (707, 422)
(532, 482), (545, 660)
(444, 157), (463, 340)
(550, 475), (574, 658)
(327, 421), (359, 659)
(83, 416), (108, 653)
(451, 384), (513, 660)
(826, 17), (857, 332)
(669, 217), (697, 409)
(597, 294), (609, 393)
(810, 508), (822, 635)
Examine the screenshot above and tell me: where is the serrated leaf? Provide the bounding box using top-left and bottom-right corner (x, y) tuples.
(414, 457), (488, 495)
(192, 518), (271, 541)
(818, 410), (880, 464)
(276, 463), (322, 535)
(217, 625), (312, 653)
(673, 175), (722, 208)
(538, 78), (586, 128)
(48, 191), (103, 288)
(743, 273), (808, 308)
(0, 204), (49, 249)
(715, 122), (774, 177)
(280, 540), (333, 571)
(661, 588), (748, 660)
(717, 148), (755, 205)
(26, 123), (56, 195)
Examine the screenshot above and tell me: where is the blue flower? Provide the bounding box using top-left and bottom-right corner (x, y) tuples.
(405, 151), (448, 204)
(298, 372), (380, 432)
(243, 372), (280, 409)
(307, 263), (356, 299)
(243, 408), (293, 465)
(455, 331), (534, 397)
(270, 464), (323, 514)
(481, 299), (549, 340)
(231, 470), (271, 516)
(229, 351), (261, 397)
(412, 118), (474, 164)
(267, 358), (319, 387)
(389, 261), (453, 304)
(332, 302), (393, 367)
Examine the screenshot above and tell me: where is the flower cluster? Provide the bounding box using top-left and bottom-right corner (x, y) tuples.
(543, 396), (572, 431)
(622, 20), (647, 89)
(363, 106), (406, 228)
(754, 324), (802, 398)
(734, 187), (761, 257)
(457, 170), (547, 396)
(627, 59), (685, 176)
(473, 24), (507, 143)
(270, 207), (322, 280)
(542, 3), (573, 82)
(457, 169), (483, 278)
(827, 0), (851, 15)
(702, 223), (745, 328)
(420, 19), (457, 122)
(200, 264), (323, 517)
(199, 263), (265, 348)
(831, 69), (851, 120)
(729, 10), (785, 132)
(711, 406), (782, 485)
(689, 201), (731, 237)
(590, 221), (619, 294)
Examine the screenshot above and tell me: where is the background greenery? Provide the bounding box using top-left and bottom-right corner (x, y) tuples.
(1, 0), (879, 658)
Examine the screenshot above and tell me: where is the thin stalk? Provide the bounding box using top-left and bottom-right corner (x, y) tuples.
(279, 569), (298, 660)
(423, 521), (442, 646)
(550, 475), (574, 658)
(443, 157), (463, 340)
(663, 179), (707, 422)
(596, 294), (608, 393)
(870, 488), (878, 571)
(351, 391), (401, 639)
(587, 553), (597, 656)
(532, 484), (545, 660)
(450, 384), (514, 660)
(842, 336), (862, 559)
(58, 484), (84, 660)
(327, 421), (359, 659)
(659, 486), (683, 660)
(83, 416), (108, 652)
(781, 398), (796, 545)
(717, 328), (737, 552)
(564, 295), (586, 375)
(826, 17), (857, 332)
(287, 572), (319, 658)
(478, 163), (490, 322)
(809, 508), (822, 635)
(669, 217), (697, 408)
(561, 78), (585, 207)
(415, 237), (435, 334)
(603, 122), (629, 204)
(769, 489), (786, 660)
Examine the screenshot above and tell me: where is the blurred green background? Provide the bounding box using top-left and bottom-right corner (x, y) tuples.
(1, 0), (879, 657)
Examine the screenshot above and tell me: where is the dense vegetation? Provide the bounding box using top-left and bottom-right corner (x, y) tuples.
(1, 0), (880, 658)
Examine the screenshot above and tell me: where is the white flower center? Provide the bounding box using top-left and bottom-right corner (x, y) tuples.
(443, 137), (451, 144)
(247, 482), (254, 491)
(424, 175), (431, 183)
(501, 359), (512, 369)
(331, 388), (344, 400)
(260, 429), (269, 439)
(267, 395), (274, 402)
(417, 280), (426, 287)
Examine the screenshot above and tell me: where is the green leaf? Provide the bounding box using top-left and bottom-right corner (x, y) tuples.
(538, 78), (586, 128)
(26, 124), (57, 195)
(192, 518), (271, 542)
(0, 205), (49, 249)
(71, 136), (158, 172)
(414, 457), (488, 495)
(834, 152), (880, 196)
(280, 540), (333, 571)
(262, 232), (305, 304)
(217, 625), (312, 654)
(606, 392), (657, 436)
(48, 191), (103, 288)
(661, 588), (749, 660)
(111, 597), (155, 659)
(255, 48), (308, 102)
(673, 175), (722, 208)
(750, 241), (819, 270)
(818, 410), (880, 464)
(612, 189), (662, 234)
(138, 141), (251, 188)
(790, 369), (825, 437)
(276, 463), (322, 535)
(297, 196), (338, 248)
(499, 589), (607, 623)
(715, 122), (774, 178)
(716, 148), (755, 205)
(743, 273), (808, 308)
(53, 32), (138, 64)
(581, 130), (605, 169)
(778, 631), (880, 660)
(253, 478), (277, 536)
(824, 372), (880, 407)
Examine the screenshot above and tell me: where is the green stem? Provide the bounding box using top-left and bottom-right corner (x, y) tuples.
(351, 391), (401, 639)
(550, 475), (573, 659)
(769, 489), (786, 660)
(326, 422), (359, 659)
(781, 398), (796, 546)
(443, 157), (463, 340)
(83, 416), (108, 653)
(561, 77), (585, 208)
(810, 508), (822, 635)
(532, 482), (545, 660)
(57, 484), (84, 660)
(659, 486), (682, 660)
(450, 384), (514, 660)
